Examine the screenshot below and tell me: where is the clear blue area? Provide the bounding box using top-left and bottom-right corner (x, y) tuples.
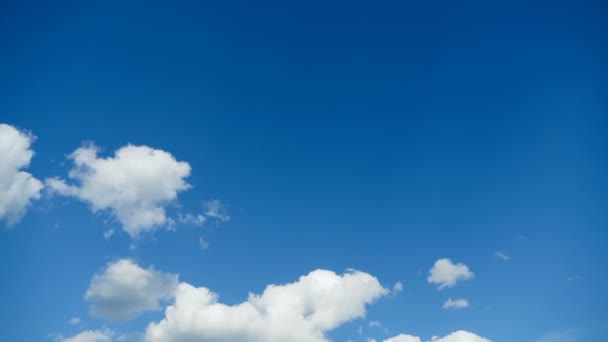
(1, 1), (607, 341)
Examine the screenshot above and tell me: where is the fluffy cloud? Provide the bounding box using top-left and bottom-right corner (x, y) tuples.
(430, 330), (491, 342)
(59, 330), (113, 342)
(428, 258), (474, 289)
(442, 298), (470, 310)
(145, 269), (389, 342)
(85, 259), (178, 322)
(46, 144), (191, 237)
(0, 123), (43, 227)
(384, 334), (422, 342)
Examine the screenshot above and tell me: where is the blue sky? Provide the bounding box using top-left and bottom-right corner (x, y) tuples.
(1, 1), (607, 341)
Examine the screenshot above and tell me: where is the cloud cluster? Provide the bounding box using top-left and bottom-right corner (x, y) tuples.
(0, 124), (43, 227)
(46, 144), (191, 237)
(428, 258), (474, 289)
(145, 269), (389, 342)
(85, 259), (178, 322)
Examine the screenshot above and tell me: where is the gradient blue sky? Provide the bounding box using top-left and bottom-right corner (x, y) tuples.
(1, 1), (607, 341)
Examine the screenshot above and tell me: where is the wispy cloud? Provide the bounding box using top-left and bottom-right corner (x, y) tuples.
(495, 251), (510, 261)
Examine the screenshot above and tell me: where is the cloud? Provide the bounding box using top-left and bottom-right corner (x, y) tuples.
(369, 320), (382, 328)
(384, 334), (421, 342)
(428, 258), (474, 289)
(203, 199), (230, 221)
(392, 281), (403, 294)
(46, 144), (191, 237)
(58, 329), (113, 342)
(430, 330), (491, 342)
(85, 259), (178, 322)
(494, 251), (510, 261)
(145, 269), (389, 342)
(384, 331), (490, 342)
(442, 298), (470, 310)
(69, 317), (81, 325)
(0, 123), (43, 227)
(199, 237), (209, 250)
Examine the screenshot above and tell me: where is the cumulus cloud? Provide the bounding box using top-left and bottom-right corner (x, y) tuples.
(85, 259), (178, 322)
(0, 123), (43, 227)
(384, 334), (422, 342)
(430, 330), (491, 342)
(46, 144), (191, 237)
(59, 329), (113, 342)
(442, 298), (470, 310)
(145, 269), (388, 342)
(428, 258), (474, 289)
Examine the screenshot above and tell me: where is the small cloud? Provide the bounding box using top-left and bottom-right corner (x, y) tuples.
(178, 213), (206, 226)
(103, 229), (115, 240)
(199, 237), (209, 251)
(369, 321), (382, 328)
(495, 251), (510, 261)
(442, 298), (470, 310)
(68, 317), (81, 325)
(428, 258), (474, 290)
(392, 281), (403, 294)
(203, 200), (230, 222)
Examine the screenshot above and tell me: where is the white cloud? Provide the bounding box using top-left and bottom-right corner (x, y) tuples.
(203, 199), (230, 221)
(385, 331), (490, 342)
(59, 329), (113, 342)
(46, 144), (191, 237)
(428, 258), (474, 289)
(0, 123), (43, 227)
(442, 298), (470, 310)
(494, 251), (510, 261)
(384, 334), (421, 342)
(145, 269), (389, 342)
(85, 259), (178, 322)
(369, 320), (382, 328)
(69, 317), (81, 325)
(430, 330), (491, 342)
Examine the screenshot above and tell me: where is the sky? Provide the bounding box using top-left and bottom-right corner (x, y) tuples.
(1, 1), (607, 341)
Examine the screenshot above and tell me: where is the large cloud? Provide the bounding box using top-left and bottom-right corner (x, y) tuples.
(46, 144), (191, 237)
(427, 259), (474, 289)
(145, 269), (389, 342)
(0, 123), (43, 227)
(85, 259), (178, 322)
